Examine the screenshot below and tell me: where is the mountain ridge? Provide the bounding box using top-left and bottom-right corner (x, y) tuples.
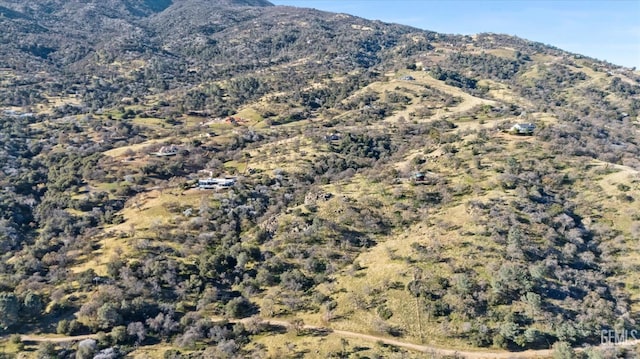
(0, 1), (639, 358)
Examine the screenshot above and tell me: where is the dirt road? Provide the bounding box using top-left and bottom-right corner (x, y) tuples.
(222, 317), (639, 359)
(19, 334), (98, 343)
(12, 317), (638, 359)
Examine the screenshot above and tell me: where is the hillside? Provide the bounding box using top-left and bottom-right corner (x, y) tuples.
(0, 0), (639, 358)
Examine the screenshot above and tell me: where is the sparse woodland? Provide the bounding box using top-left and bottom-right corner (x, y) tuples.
(0, 1), (639, 358)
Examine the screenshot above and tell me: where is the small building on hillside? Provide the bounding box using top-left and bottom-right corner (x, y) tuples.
(324, 132), (342, 141)
(198, 177), (236, 190)
(152, 145), (179, 157)
(412, 172), (426, 182)
(510, 123), (536, 135)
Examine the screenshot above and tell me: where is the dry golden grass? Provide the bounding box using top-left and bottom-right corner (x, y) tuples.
(246, 135), (324, 173)
(20, 48), (635, 358)
(108, 59), (147, 79)
(480, 79), (534, 108)
(529, 112), (558, 125)
(528, 53), (558, 64)
(70, 188), (208, 275)
(578, 161), (640, 310)
(294, 131), (602, 351)
(33, 95), (84, 114)
(131, 117), (166, 128)
(324, 214), (503, 350)
(519, 65), (544, 87)
(307, 171), (462, 345)
(235, 107), (264, 122)
(485, 48), (517, 59)
(0, 338), (32, 358)
(224, 160), (248, 174)
(127, 344), (179, 359)
(103, 138), (164, 157)
(392, 71), (495, 121)
(251, 327), (425, 358)
(46, 95), (83, 107)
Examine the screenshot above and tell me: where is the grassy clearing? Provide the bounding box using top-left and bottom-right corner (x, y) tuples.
(480, 79), (534, 108)
(70, 187), (209, 275)
(0, 338), (31, 358)
(103, 139), (165, 157)
(235, 107), (264, 122)
(485, 48), (517, 59)
(131, 117), (166, 129)
(181, 115), (212, 127)
(252, 327), (424, 358)
(127, 344), (177, 359)
(224, 160), (248, 174)
(528, 54), (558, 64)
(113, 188), (208, 234)
(325, 218), (501, 350)
(247, 135), (325, 174)
(33, 94), (84, 114)
(46, 95), (83, 108)
(529, 112), (558, 126)
(520, 64), (544, 83)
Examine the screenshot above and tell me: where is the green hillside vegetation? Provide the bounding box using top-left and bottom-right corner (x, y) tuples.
(0, 1), (639, 358)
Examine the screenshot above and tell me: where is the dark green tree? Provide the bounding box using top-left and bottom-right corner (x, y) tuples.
(0, 293), (20, 330)
(23, 292), (45, 320)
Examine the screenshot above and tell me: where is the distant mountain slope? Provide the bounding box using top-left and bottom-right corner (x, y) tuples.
(0, 1), (639, 358)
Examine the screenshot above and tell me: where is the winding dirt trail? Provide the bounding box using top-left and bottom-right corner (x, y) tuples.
(19, 334), (98, 343)
(257, 319), (551, 358)
(12, 317), (639, 358)
(225, 317), (639, 359)
(383, 72), (496, 125)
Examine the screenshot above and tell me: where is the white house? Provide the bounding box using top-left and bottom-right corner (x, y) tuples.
(510, 123), (536, 135)
(152, 145), (179, 157)
(198, 177), (236, 190)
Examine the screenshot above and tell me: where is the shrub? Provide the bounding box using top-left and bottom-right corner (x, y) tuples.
(376, 305), (393, 320)
(76, 339), (97, 359)
(224, 297), (254, 319)
(164, 349), (182, 359)
(9, 334), (21, 344)
(552, 341), (576, 359)
(56, 319), (69, 335)
(110, 326), (127, 345)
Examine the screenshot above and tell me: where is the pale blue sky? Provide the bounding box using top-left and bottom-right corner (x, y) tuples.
(271, 0), (640, 69)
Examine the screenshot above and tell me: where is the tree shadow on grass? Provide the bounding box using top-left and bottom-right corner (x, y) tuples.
(305, 327), (332, 337)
